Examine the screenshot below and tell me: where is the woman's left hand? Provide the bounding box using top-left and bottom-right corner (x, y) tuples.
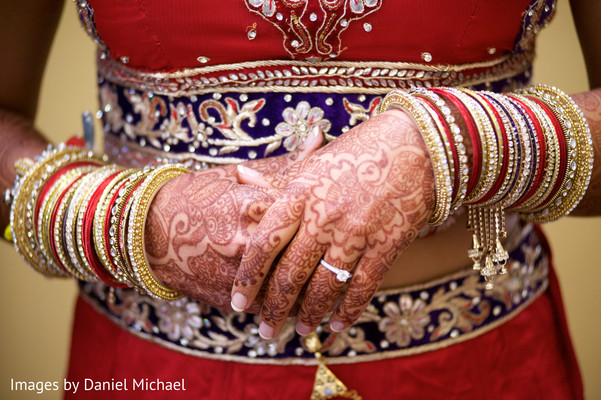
(144, 130), (324, 310)
(231, 109), (436, 339)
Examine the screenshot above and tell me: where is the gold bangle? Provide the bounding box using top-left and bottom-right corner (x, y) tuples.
(10, 146), (102, 277)
(379, 90), (452, 225)
(465, 90), (506, 203)
(127, 164), (189, 300)
(518, 85), (594, 222)
(510, 94), (559, 212)
(64, 166), (112, 281)
(93, 168), (139, 284)
(478, 92), (518, 205)
(412, 94), (456, 201)
(485, 92), (532, 209)
(498, 94), (539, 209)
(11, 147), (76, 276)
(120, 185), (139, 284)
(110, 169), (149, 288)
(54, 174), (94, 280)
(37, 165), (97, 277)
(411, 88), (469, 211)
(75, 166), (123, 282)
(450, 88), (499, 204)
(468, 91), (512, 206)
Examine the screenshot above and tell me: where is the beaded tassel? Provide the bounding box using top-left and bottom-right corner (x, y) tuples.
(467, 206), (509, 289)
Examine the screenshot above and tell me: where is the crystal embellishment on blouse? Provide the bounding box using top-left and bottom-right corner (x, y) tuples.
(247, 23), (258, 40)
(197, 56), (210, 64)
(421, 52), (433, 62)
(244, 0), (382, 59)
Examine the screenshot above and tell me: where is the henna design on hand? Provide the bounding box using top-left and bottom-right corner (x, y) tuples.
(143, 131), (324, 310)
(233, 109), (436, 338)
(145, 174), (274, 309)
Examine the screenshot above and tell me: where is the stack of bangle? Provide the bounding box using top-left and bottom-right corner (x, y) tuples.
(5, 143), (189, 300)
(380, 84), (594, 289)
(3, 84), (593, 297)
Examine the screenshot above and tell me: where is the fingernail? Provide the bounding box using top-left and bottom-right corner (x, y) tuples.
(237, 165), (259, 177)
(330, 321), (346, 332)
(299, 126), (320, 150)
(259, 321), (275, 339)
(295, 321), (313, 336)
(310, 125), (321, 139)
(231, 292), (248, 312)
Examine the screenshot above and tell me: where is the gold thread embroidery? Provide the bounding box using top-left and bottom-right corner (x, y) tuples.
(97, 51), (534, 96)
(244, 0), (382, 60)
(516, 0), (557, 53)
(101, 86), (336, 161)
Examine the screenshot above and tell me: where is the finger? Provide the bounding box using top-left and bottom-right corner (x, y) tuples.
(242, 125), (323, 175)
(295, 253), (359, 336)
(327, 255), (391, 332)
(236, 126), (323, 187)
(231, 190), (305, 312)
(257, 231), (326, 339)
(236, 163), (302, 190)
(294, 124), (324, 158)
(236, 164), (271, 187)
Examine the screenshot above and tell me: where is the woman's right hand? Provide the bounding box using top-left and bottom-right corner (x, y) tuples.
(231, 110), (436, 338)
(143, 128), (323, 311)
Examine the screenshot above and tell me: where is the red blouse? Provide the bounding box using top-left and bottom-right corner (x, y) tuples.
(87, 0), (537, 71)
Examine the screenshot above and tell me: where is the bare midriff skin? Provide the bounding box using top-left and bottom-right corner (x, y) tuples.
(382, 213), (473, 288)
(382, 210), (527, 289)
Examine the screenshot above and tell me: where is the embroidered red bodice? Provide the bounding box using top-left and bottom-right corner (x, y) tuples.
(86, 0), (542, 72)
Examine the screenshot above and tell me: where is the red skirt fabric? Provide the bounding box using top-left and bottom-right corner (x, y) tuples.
(65, 269), (582, 400)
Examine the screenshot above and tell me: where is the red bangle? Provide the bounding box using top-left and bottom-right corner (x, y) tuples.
(431, 88), (482, 198)
(473, 92), (510, 204)
(103, 179), (130, 277)
(82, 171), (130, 287)
(34, 162), (93, 235)
(526, 96), (567, 209)
(118, 180), (144, 276)
(48, 174), (89, 274)
(507, 95), (546, 208)
(414, 94), (461, 203)
(65, 136), (86, 147)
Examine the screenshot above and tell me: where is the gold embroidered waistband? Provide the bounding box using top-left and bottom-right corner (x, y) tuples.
(80, 223), (548, 366)
(97, 50), (535, 96)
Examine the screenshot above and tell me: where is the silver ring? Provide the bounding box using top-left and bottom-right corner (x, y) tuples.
(320, 259), (352, 283)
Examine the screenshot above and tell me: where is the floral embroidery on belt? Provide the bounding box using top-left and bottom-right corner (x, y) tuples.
(80, 224), (548, 365)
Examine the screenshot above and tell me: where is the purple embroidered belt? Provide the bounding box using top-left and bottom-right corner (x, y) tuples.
(98, 55), (533, 169)
(80, 222), (548, 366)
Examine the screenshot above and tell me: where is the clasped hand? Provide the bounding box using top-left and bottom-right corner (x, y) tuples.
(145, 131), (323, 312)
(231, 109), (436, 339)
